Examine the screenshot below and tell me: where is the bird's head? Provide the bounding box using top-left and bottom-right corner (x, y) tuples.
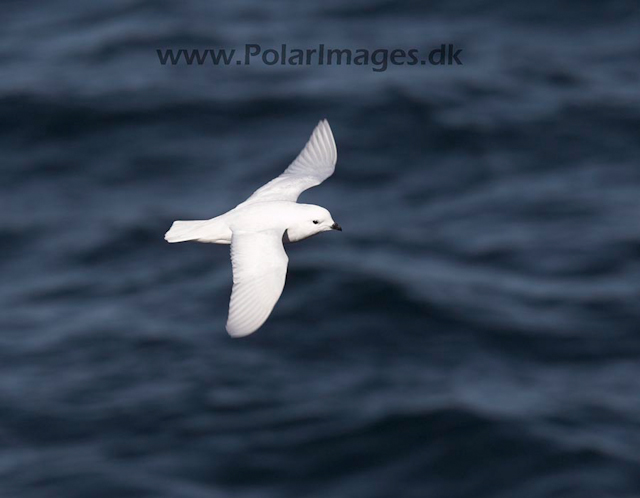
(284, 205), (342, 243)
(308, 205), (342, 233)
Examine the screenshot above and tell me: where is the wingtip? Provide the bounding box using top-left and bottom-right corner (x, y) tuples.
(226, 323), (258, 338)
(315, 119), (336, 163)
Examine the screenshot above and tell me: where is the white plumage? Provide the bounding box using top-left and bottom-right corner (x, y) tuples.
(238, 119), (337, 206)
(165, 119), (341, 337)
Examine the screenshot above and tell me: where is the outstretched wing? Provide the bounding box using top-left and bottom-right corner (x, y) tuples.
(238, 119), (337, 206)
(226, 230), (289, 337)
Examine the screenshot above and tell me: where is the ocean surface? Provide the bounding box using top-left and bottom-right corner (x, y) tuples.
(2, 1), (640, 497)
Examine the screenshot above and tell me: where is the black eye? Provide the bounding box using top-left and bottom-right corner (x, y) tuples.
(312, 220), (319, 224)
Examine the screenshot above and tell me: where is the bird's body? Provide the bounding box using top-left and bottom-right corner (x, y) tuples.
(166, 202), (334, 245)
(165, 120), (341, 337)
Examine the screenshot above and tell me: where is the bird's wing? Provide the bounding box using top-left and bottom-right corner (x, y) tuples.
(226, 230), (289, 337)
(238, 119), (337, 206)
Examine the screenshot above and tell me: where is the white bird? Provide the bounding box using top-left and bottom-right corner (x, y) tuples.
(165, 119), (342, 337)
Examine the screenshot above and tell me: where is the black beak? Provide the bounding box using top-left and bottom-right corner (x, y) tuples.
(331, 222), (342, 231)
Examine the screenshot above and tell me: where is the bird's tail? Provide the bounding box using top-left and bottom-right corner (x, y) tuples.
(164, 220), (210, 243)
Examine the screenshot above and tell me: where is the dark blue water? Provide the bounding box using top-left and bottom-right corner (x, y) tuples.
(2, 1), (640, 497)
